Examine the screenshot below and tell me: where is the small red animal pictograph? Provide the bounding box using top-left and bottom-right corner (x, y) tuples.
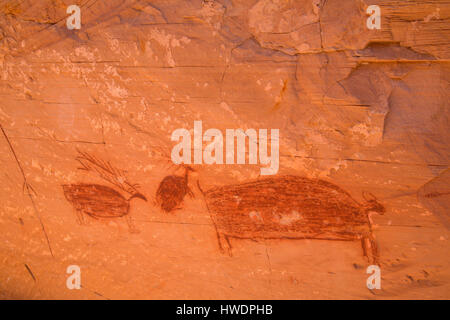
(156, 166), (195, 213)
(62, 150), (146, 233)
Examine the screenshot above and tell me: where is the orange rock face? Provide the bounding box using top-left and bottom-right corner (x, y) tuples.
(0, 0), (449, 299)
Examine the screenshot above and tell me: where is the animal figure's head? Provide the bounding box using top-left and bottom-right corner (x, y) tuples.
(362, 192), (385, 215)
(183, 165), (195, 179)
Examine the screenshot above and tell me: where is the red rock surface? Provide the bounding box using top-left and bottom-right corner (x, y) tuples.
(0, 0), (449, 299)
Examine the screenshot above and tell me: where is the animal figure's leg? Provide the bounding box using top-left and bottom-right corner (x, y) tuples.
(75, 210), (86, 225)
(219, 233), (232, 257)
(223, 234), (232, 257)
(187, 186), (195, 198)
(369, 235), (379, 265)
(361, 233), (379, 265)
(125, 215), (140, 234)
(215, 229), (232, 257)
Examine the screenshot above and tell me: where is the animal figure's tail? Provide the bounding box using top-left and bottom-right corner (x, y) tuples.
(61, 184), (75, 202)
(194, 179), (227, 255)
(196, 180), (205, 196)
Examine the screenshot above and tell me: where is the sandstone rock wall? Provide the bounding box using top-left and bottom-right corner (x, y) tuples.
(0, 0), (448, 299)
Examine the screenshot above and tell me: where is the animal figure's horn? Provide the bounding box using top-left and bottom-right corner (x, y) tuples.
(362, 191), (377, 202)
(129, 193), (147, 202)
